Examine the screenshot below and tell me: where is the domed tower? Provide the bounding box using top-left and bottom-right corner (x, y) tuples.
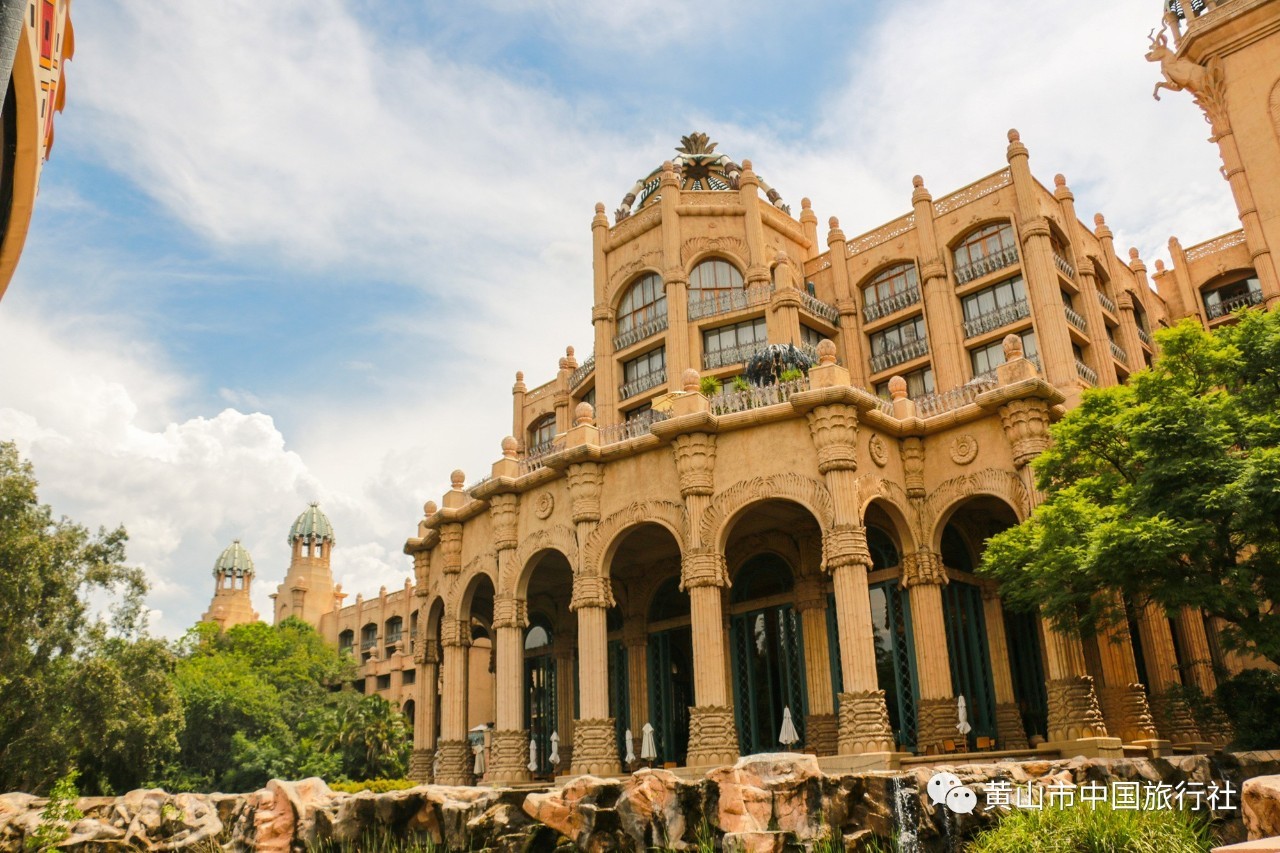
(201, 540), (260, 630)
(273, 502), (338, 626)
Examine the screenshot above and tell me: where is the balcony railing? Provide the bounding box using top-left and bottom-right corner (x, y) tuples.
(799, 290), (841, 325)
(1137, 327), (1154, 348)
(619, 368), (667, 401)
(1053, 252), (1076, 280)
(955, 246), (1020, 284)
(962, 298), (1030, 339)
(1205, 288), (1264, 320)
(1097, 291), (1117, 315)
(687, 283), (773, 321)
(520, 438), (566, 475)
(613, 312), (668, 351)
(1064, 305), (1088, 333)
(863, 286), (921, 324)
(1076, 360), (1098, 386)
(703, 341), (768, 370)
(870, 338), (929, 374)
(914, 376), (998, 419)
(709, 376), (810, 416)
(599, 409), (669, 445)
(568, 353), (595, 389)
(1109, 340), (1128, 364)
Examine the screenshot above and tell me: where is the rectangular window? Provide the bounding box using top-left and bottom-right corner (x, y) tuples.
(970, 330), (1038, 377)
(960, 276), (1026, 322)
(868, 315), (926, 357)
(624, 403), (652, 422)
(702, 317), (766, 368)
(376, 674), (392, 691)
(800, 325), (823, 348)
(874, 367), (934, 400)
(623, 347), (665, 384)
(401, 669), (416, 685)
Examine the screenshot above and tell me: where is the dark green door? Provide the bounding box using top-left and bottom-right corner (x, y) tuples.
(942, 581), (997, 746)
(608, 639), (629, 758)
(647, 627), (693, 765)
(730, 604), (807, 755)
(1004, 608), (1048, 741)
(524, 654), (556, 776)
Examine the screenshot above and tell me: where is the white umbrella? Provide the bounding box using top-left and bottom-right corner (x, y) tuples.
(624, 729), (636, 764)
(549, 731), (561, 766)
(640, 722), (658, 761)
(957, 695), (973, 735)
(473, 741), (486, 775)
(779, 706), (800, 749)
(528, 737), (538, 773)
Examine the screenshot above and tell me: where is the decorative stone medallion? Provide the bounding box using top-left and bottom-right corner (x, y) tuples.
(869, 434), (888, 468)
(534, 492), (554, 520)
(950, 434), (978, 465)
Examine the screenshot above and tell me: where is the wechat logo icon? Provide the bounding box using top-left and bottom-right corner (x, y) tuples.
(928, 771), (978, 815)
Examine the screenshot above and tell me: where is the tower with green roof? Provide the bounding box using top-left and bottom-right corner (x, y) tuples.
(272, 502), (339, 627)
(200, 539), (260, 630)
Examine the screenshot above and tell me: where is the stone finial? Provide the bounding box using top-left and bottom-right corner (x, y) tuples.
(575, 401), (595, 426)
(1003, 333), (1024, 360)
(888, 375), (908, 400)
(1008, 128), (1020, 143)
(594, 202), (605, 214)
(424, 500), (437, 516)
(661, 160), (673, 172)
(683, 368), (700, 392)
(1054, 173), (1066, 188)
(742, 159), (753, 170)
(1169, 236), (1183, 251)
(450, 470), (465, 490)
(817, 339), (837, 365)
(1155, 259), (1167, 272)
(829, 216), (840, 229)
(801, 197), (812, 210)
(1095, 213), (1107, 227)
(775, 249), (789, 265)
(912, 175), (924, 188)
(1129, 247), (1140, 260)
(566, 345), (575, 358)
(501, 436), (518, 458)
(516, 370), (524, 381)
(513, 371), (526, 393)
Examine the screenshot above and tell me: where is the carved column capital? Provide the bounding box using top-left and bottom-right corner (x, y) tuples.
(440, 617), (471, 648)
(489, 494), (519, 551)
(566, 462), (603, 522)
(570, 573), (616, 611)
(1019, 217), (1052, 241)
(806, 404), (859, 473)
(440, 524), (463, 574)
(492, 595), (528, 630)
(822, 525), (873, 573)
(900, 550), (948, 588)
(672, 433), (717, 497)
(414, 637), (440, 666)
(999, 398), (1052, 468)
(901, 437), (925, 498)
(681, 548), (729, 589)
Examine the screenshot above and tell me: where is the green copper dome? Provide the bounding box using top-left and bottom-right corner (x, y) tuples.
(213, 540), (255, 578)
(289, 502), (335, 546)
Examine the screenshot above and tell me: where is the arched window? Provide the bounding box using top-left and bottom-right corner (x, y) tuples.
(862, 263), (920, 322)
(688, 259), (744, 303)
(385, 616), (403, 656)
(338, 629), (354, 654)
(954, 223), (1018, 284)
(648, 577), (691, 622)
(524, 615), (553, 652)
(617, 273), (667, 336)
(730, 553), (794, 604)
(867, 526), (900, 571)
(1202, 272), (1263, 320)
(528, 414), (556, 454)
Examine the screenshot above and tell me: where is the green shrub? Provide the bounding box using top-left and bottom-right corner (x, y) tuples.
(699, 375), (721, 397)
(779, 367), (805, 383)
(1217, 669), (1280, 749)
(305, 829), (435, 852)
(731, 376), (751, 392)
(967, 803), (1211, 853)
(25, 770), (84, 852)
(328, 778), (417, 794)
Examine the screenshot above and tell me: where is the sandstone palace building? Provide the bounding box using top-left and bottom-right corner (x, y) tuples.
(202, 0), (1280, 786)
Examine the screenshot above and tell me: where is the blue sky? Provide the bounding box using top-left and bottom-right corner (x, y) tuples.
(0, 0), (1242, 636)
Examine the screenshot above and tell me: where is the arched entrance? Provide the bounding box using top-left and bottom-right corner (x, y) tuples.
(523, 614), (557, 777)
(521, 550), (575, 779)
(647, 576), (692, 766)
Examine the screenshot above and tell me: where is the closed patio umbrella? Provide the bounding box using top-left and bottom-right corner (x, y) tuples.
(624, 729), (636, 764)
(779, 706), (800, 749)
(640, 722), (658, 761)
(549, 731), (560, 766)
(528, 737), (538, 773)
(957, 695), (972, 735)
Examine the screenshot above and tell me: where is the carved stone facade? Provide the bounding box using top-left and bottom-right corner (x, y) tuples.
(685, 706), (740, 767)
(836, 691), (895, 754)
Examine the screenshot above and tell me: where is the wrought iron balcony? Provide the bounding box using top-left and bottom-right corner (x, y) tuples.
(687, 283), (773, 321)
(613, 312), (668, 351)
(1137, 327), (1154, 348)
(1097, 291), (1117, 315)
(1053, 252), (1076, 280)
(799, 290), (841, 325)
(1109, 340), (1128, 364)
(598, 409), (669, 445)
(955, 246), (1019, 284)
(1205, 288), (1264, 320)
(618, 368), (667, 401)
(568, 353), (595, 389)
(702, 341), (768, 370)
(708, 376), (810, 416)
(1076, 360), (1098, 386)
(962, 298), (1030, 339)
(519, 438), (566, 475)
(870, 337), (929, 374)
(1064, 305), (1088, 333)
(914, 376), (998, 419)
(863, 286), (921, 324)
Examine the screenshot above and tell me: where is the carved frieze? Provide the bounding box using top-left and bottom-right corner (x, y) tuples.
(900, 550), (947, 588)
(950, 434), (978, 465)
(566, 462), (603, 522)
(570, 573), (616, 611)
(999, 399), (1052, 468)
(440, 524), (463, 574)
(869, 434), (889, 468)
(672, 433), (717, 497)
(806, 404), (859, 474)
(489, 494), (519, 551)
(901, 437), (925, 498)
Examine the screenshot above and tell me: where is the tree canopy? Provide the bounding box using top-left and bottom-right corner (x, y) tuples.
(979, 309), (1280, 667)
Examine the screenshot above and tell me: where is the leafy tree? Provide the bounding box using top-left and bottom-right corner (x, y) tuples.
(318, 694), (411, 780)
(980, 310), (1280, 666)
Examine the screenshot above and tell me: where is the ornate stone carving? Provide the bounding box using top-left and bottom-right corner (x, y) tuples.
(570, 718), (621, 776)
(433, 739), (472, 786)
(487, 729), (531, 783)
(680, 235), (750, 267)
(994, 703), (1030, 751)
(1096, 683), (1160, 743)
(439, 617), (471, 649)
(492, 596), (528, 630)
(566, 463), (602, 522)
(490, 494), (519, 551)
(408, 747), (435, 784)
(806, 404), (859, 473)
(440, 524), (462, 574)
(900, 551), (947, 588)
(1045, 675), (1109, 742)
(686, 705), (739, 766)
(901, 437), (925, 498)
(513, 525), (579, 591)
(533, 491), (555, 520)
(822, 525), (873, 572)
(681, 549), (729, 590)
(609, 250), (664, 292)
(570, 573), (616, 611)
(869, 434), (888, 468)
(999, 400), (1052, 468)
(921, 469), (1032, 535)
(413, 637), (439, 666)
(1146, 26), (1230, 133)
(1148, 689), (1203, 745)
(950, 434), (978, 465)
(582, 501), (688, 575)
(1019, 218), (1052, 242)
(836, 690), (895, 753)
(701, 473), (835, 547)
(805, 713), (838, 756)
(916, 697), (960, 754)
(672, 433), (717, 497)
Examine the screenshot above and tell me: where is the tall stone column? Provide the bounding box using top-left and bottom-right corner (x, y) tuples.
(1135, 602), (1203, 746)
(488, 494), (530, 784)
(912, 176), (966, 390)
(738, 160), (771, 289)
(826, 218), (868, 386)
(436, 617), (473, 786)
(410, 637), (439, 782)
(1203, 107), (1280, 303)
(795, 574), (837, 755)
(1089, 596), (1161, 746)
(980, 587), (1030, 750)
(901, 551), (959, 753)
(552, 633), (577, 773)
(1175, 606), (1232, 746)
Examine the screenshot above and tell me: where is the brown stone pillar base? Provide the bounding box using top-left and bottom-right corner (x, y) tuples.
(409, 747), (435, 784)
(434, 739), (472, 786)
(1042, 736), (1125, 759)
(570, 718), (620, 776)
(994, 702), (1030, 750)
(1046, 675), (1108, 742)
(487, 729), (531, 784)
(1148, 690), (1203, 745)
(916, 697), (961, 754)
(1096, 683), (1160, 744)
(686, 705), (739, 766)
(836, 690), (895, 754)
(805, 713), (838, 756)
